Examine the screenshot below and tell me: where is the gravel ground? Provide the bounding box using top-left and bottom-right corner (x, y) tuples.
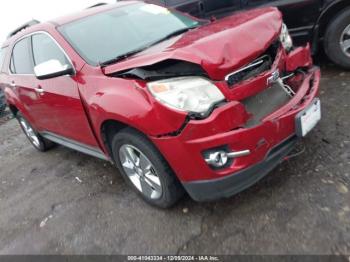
(0, 63), (349, 255)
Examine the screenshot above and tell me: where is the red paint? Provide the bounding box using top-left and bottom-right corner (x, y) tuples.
(151, 68), (320, 182)
(285, 44), (313, 72)
(0, 3), (321, 184)
(103, 7), (282, 80)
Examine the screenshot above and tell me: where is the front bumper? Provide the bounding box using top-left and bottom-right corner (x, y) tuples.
(183, 135), (297, 201)
(150, 47), (321, 201)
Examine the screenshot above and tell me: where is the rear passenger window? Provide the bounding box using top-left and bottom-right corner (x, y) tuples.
(11, 38), (34, 74)
(32, 34), (69, 66)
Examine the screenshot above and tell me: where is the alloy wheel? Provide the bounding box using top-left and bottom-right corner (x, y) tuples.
(340, 24), (350, 58)
(119, 144), (162, 200)
(19, 118), (40, 148)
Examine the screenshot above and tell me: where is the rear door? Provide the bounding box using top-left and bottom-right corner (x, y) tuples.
(31, 32), (98, 147)
(9, 37), (45, 128)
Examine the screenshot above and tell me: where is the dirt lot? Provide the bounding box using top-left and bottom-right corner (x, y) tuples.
(0, 62), (349, 255)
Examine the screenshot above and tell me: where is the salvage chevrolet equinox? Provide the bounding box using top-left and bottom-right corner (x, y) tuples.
(0, 1), (321, 208)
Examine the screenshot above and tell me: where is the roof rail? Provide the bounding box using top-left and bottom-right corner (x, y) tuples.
(87, 3), (108, 9)
(7, 20), (40, 39)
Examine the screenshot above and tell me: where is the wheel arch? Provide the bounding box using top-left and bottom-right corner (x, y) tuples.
(8, 103), (18, 116)
(100, 118), (148, 160)
(6, 99), (35, 124)
(5, 89), (30, 120)
(316, 0), (350, 38)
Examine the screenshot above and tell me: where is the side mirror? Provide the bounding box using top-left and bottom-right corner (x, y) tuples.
(34, 60), (74, 80)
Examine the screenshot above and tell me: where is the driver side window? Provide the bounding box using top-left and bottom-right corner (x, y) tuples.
(32, 33), (69, 67)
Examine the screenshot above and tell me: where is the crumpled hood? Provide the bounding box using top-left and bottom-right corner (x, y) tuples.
(103, 7), (282, 80)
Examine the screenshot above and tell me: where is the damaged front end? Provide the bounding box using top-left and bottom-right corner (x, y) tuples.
(102, 7), (289, 125)
(103, 8), (320, 197)
(111, 59), (209, 82)
(148, 43), (320, 201)
(110, 39), (315, 129)
(154, 44), (319, 184)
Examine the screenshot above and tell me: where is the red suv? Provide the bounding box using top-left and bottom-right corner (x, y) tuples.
(0, 1), (321, 207)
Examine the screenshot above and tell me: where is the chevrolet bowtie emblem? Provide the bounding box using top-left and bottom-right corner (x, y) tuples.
(267, 70), (280, 85)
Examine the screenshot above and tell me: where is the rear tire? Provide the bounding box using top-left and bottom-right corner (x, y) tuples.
(324, 7), (350, 69)
(16, 112), (55, 152)
(111, 127), (184, 208)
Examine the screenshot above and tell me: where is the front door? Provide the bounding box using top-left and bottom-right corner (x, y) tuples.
(30, 32), (98, 147)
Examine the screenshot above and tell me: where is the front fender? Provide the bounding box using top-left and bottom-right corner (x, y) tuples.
(79, 76), (188, 143)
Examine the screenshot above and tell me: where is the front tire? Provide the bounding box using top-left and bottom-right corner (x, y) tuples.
(111, 128), (184, 208)
(324, 7), (350, 69)
(16, 112), (55, 152)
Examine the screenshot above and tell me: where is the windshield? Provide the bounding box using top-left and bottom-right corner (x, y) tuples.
(59, 3), (200, 66)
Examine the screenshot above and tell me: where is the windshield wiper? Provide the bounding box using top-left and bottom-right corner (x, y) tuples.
(100, 26), (198, 67)
(100, 46), (149, 67)
(151, 26), (197, 46)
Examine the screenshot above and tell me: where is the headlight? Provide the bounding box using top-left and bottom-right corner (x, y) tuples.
(280, 23), (293, 51)
(147, 77), (225, 114)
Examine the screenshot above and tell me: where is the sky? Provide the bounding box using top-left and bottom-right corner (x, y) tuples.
(0, 0), (116, 43)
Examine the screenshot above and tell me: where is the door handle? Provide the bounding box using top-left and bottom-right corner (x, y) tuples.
(34, 86), (45, 94)
(10, 82), (16, 88)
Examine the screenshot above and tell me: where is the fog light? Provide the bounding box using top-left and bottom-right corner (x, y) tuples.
(205, 151), (229, 168)
(204, 148), (251, 169)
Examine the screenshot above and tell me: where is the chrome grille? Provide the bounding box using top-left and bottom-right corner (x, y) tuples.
(226, 41), (280, 88)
